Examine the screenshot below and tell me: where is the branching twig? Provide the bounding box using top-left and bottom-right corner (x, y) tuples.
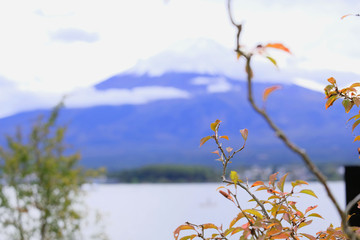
(226, 0), (359, 239)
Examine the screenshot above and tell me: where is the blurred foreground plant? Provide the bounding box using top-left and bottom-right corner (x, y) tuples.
(0, 103), (104, 240)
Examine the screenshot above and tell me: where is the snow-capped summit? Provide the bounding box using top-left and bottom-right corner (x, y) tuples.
(127, 38), (244, 79)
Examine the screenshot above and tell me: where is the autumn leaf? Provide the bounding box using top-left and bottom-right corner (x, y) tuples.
(305, 205), (318, 214)
(200, 136), (212, 147)
(174, 225), (195, 240)
(263, 85), (282, 101)
(265, 43), (291, 54)
(251, 181), (264, 187)
(300, 189), (318, 198)
(341, 14), (353, 19)
(243, 209), (263, 219)
(352, 119), (360, 132)
(308, 213), (324, 219)
(210, 119), (221, 131)
(350, 83), (360, 88)
(211, 150), (220, 156)
(220, 135), (229, 140)
(327, 77), (336, 84)
(240, 128), (248, 141)
(202, 223), (218, 230)
(325, 95), (338, 109)
(219, 190), (234, 202)
(226, 147), (233, 153)
(269, 172), (278, 186)
(342, 99), (354, 113)
(277, 173), (288, 192)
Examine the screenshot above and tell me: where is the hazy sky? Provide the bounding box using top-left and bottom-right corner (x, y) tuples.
(0, 0), (359, 118)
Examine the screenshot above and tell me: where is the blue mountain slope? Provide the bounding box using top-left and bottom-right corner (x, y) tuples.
(0, 72), (357, 169)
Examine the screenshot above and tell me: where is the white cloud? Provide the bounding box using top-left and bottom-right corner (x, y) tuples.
(191, 76), (233, 93)
(292, 78), (326, 92)
(65, 86), (190, 108)
(49, 28), (99, 43)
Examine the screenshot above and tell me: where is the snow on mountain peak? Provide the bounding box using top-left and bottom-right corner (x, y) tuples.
(128, 38), (243, 79)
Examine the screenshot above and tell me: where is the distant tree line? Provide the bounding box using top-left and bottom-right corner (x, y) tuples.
(108, 165), (221, 183)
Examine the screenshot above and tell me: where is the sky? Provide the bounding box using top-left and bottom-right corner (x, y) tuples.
(0, 0), (360, 118)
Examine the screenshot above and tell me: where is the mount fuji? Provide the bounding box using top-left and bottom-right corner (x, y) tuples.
(0, 39), (357, 170)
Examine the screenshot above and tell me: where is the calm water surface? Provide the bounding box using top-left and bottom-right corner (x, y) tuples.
(83, 182), (345, 240)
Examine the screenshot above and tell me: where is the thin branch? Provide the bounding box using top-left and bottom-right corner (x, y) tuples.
(226, 0), (358, 238)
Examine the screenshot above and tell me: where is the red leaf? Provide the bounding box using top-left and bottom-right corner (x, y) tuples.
(263, 86), (282, 101)
(265, 43), (291, 54)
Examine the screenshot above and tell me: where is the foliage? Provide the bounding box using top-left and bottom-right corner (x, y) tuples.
(0, 103), (95, 240)
(109, 164), (220, 183)
(174, 121), (360, 240)
(175, 1), (360, 239)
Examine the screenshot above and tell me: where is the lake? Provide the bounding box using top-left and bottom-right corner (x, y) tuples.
(82, 181), (345, 240)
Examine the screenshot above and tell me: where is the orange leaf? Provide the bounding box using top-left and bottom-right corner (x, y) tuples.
(350, 83), (360, 88)
(200, 136), (212, 147)
(174, 225), (195, 240)
(210, 119), (221, 131)
(300, 233), (316, 240)
(354, 135), (360, 142)
(305, 205), (318, 214)
(352, 119), (360, 132)
(219, 190), (234, 202)
(325, 95), (338, 109)
(251, 181), (264, 187)
(265, 43), (291, 54)
(263, 86), (282, 101)
(220, 135), (229, 140)
(269, 172), (278, 186)
(327, 77), (336, 84)
(202, 223), (218, 230)
(341, 14), (353, 20)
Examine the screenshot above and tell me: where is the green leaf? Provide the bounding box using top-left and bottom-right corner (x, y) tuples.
(266, 56), (278, 68)
(243, 209), (263, 219)
(299, 189), (318, 198)
(277, 173), (288, 192)
(199, 136), (212, 147)
(342, 99), (354, 113)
